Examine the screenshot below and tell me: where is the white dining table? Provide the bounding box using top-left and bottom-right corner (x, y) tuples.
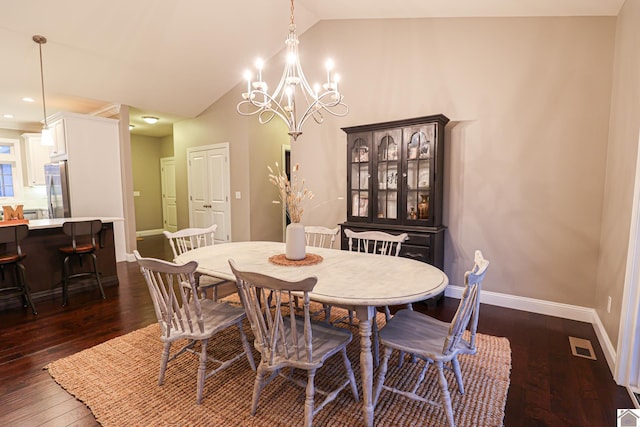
(175, 241), (448, 427)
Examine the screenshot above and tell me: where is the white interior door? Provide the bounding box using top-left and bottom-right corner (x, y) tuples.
(207, 148), (230, 242)
(187, 143), (231, 243)
(160, 157), (177, 232)
(188, 150), (210, 228)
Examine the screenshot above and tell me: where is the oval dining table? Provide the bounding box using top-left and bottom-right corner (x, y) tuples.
(175, 240), (449, 427)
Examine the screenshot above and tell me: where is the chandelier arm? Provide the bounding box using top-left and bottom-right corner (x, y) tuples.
(315, 91), (343, 109)
(296, 106), (324, 132)
(267, 62), (291, 108)
(292, 59), (317, 99)
(237, 93), (295, 131)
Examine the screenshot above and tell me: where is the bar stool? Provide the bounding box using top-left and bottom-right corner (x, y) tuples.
(0, 224), (36, 315)
(59, 219), (105, 306)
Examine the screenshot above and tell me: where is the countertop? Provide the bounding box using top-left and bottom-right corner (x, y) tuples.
(25, 217), (124, 230)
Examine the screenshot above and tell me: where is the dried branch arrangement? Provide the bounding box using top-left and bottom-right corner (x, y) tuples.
(268, 162), (314, 223)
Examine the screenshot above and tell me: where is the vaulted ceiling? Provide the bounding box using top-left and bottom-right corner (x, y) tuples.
(0, 0), (625, 135)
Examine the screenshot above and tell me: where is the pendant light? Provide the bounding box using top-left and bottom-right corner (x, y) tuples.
(33, 35), (54, 146)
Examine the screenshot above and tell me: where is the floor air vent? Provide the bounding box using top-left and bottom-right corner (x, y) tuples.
(569, 336), (596, 360)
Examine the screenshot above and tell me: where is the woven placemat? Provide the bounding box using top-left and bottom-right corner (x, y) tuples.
(268, 253), (323, 266)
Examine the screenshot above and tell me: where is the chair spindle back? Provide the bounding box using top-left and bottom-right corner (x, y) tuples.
(344, 229), (408, 256)
(229, 260), (317, 366)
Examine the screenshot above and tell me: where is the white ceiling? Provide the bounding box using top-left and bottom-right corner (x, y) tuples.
(0, 0), (625, 136)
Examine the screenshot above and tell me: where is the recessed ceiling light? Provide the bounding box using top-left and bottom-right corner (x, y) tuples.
(129, 124), (135, 130)
(22, 97), (35, 102)
(142, 116), (159, 124)
(2, 114), (14, 119)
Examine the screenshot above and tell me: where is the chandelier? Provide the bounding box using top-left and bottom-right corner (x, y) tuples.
(33, 35), (54, 146)
(236, 0), (348, 141)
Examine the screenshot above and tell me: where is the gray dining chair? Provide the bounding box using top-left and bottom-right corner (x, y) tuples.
(163, 224), (225, 300)
(304, 225), (340, 249)
(342, 229), (409, 363)
(304, 225), (340, 322)
(134, 250), (255, 405)
(373, 250), (489, 427)
(229, 259), (359, 427)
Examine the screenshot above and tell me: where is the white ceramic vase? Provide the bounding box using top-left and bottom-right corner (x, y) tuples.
(285, 222), (306, 260)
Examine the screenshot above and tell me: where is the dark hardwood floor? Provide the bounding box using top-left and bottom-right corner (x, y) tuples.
(0, 234), (633, 426)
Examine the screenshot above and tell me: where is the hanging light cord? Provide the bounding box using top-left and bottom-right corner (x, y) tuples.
(33, 35), (48, 127)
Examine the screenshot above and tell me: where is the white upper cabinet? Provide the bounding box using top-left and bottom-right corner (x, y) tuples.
(47, 115), (68, 160)
(22, 133), (50, 186)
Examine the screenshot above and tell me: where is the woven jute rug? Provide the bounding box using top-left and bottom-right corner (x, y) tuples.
(46, 299), (511, 426)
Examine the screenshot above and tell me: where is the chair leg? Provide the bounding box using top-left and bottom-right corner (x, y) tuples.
(372, 320), (380, 367)
(304, 368), (317, 427)
(62, 255), (70, 306)
(451, 357), (464, 394)
(374, 346), (392, 406)
(341, 348), (359, 401)
(196, 338), (209, 404)
(251, 365), (268, 415)
(397, 304), (416, 367)
(436, 361), (455, 427)
(237, 321), (256, 371)
(159, 342), (171, 385)
(17, 263), (36, 315)
(90, 253), (106, 299)
(324, 304), (332, 323)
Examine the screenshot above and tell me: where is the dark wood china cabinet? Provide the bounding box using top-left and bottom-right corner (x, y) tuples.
(341, 114), (449, 271)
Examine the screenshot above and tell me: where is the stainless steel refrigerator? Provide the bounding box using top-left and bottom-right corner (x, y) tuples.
(45, 161), (71, 218)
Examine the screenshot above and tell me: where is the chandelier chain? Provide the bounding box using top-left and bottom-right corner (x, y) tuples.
(290, 0), (295, 26)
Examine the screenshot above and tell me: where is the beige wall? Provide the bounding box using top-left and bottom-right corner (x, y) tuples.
(173, 89), (252, 241)
(175, 17), (619, 320)
(131, 134), (164, 231)
(174, 87), (290, 242)
(160, 134), (174, 158)
(248, 119), (290, 242)
(291, 17), (616, 307)
(0, 129), (29, 139)
(597, 0), (640, 349)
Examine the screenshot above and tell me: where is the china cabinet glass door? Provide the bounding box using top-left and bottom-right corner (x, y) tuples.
(349, 134), (371, 219)
(374, 129), (401, 221)
(404, 124), (435, 224)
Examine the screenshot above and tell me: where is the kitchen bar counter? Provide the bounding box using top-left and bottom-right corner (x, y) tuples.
(0, 217), (121, 312)
(26, 216), (123, 230)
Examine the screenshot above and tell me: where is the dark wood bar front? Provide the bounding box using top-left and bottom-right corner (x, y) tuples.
(0, 219), (119, 311)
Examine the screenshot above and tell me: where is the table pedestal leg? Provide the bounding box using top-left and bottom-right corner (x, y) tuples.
(356, 306), (375, 427)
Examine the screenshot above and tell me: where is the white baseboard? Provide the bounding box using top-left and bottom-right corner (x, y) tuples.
(445, 285), (594, 322)
(445, 285), (618, 377)
(135, 228), (165, 237)
(627, 386), (640, 409)
(592, 311), (618, 378)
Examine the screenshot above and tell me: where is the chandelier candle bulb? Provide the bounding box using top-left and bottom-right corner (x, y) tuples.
(244, 70), (252, 97)
(255, 58), (263, 82)
(326, 58), (334, 83)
